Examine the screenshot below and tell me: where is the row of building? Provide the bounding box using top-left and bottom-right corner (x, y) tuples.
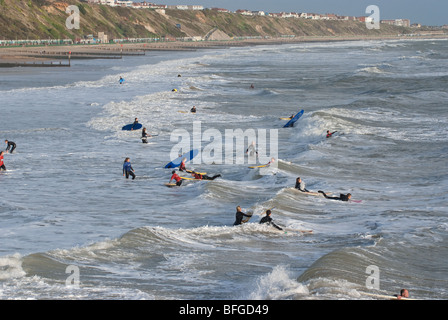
(83, 1), (411, 27)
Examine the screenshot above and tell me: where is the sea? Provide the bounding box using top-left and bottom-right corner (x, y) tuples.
(0, 38), (447, 302)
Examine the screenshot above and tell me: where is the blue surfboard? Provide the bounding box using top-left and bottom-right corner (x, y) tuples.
(283, 109), (304, 128)
(122, 123), (143, 131)
(165, 149), (199, 168)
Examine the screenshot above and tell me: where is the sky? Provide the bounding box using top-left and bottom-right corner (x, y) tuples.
(163, 0), (448, 26)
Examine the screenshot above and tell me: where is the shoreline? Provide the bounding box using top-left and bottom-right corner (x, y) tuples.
(1, 34), (447, 67)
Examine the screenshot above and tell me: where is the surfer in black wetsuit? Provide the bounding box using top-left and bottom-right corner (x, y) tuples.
(294, 177), (309, 192)
(318, 190), (351, 201)
(5, 140), (16, 153)
(259, 210), (283, 230)
(233, 206), (252, 225)
(131, 118), (139, 131)
(190, 106), (196, 113)
(141, 127), (151, 143)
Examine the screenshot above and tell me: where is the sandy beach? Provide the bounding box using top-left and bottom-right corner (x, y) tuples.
(1, 33), (447, 67)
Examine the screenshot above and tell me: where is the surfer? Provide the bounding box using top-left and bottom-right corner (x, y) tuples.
(233, 206), (252, 226)
(141, 127), (151, 143)
(191, 172), (221, 180)
(0, 151), (6, 171)
(119, 76), (124, 84)
(259, 210), (283, 231)
(326, 130), (337, 138)
(250, 84), (254, 89)
(5, 140), (16, 153)
(318, 190), (351, 201)
(170, 170), (183, 186)
(295, 177), (310, 192)
(396, 289), (410, 300)
(179, 158), (187, 172)
(245, 141), (258, 157)
(131, 118), (139, 131)
(123, 157), (136, 180)
(190, 106), (196, 113)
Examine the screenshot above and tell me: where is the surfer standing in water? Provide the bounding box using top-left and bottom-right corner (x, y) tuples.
(295, 177), (309, 192)
(5, 140), (16, 153)
(0, 151), (6, 171)
(233, 206), (252, 225)
(141, 127), (151, 143)
(170, 170), (183, 186)
(259, 210), (283, 231)
(123, 157), (136, 180)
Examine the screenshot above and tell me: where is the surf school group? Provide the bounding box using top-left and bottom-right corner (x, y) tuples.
(117, 76), (353, 232)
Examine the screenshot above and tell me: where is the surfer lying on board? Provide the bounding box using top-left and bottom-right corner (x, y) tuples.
(318, 190), (351, 201)
(326, 130), (337, 138)
(170, 170), (183, 186)
(123, 157), (135, 180)
(259, 210), (283, 231)
(295, 177), (309, 192)
(191, 172), (221, 180)
(233, 206), (252, 226)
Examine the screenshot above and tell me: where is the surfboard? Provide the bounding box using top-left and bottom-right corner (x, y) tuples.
(122, 123), (143, 131)
(164, 149), (199, 169)
(291, 188), (332, 197)
(180, 176), (201, 181)
(283, 109), (304, 128)
(248, 161), (273, 169)
(185, 169), (207, 175)
(165, 183), (179, 188)
(360, 292), (417, 300)
(350, 200), (363, 203)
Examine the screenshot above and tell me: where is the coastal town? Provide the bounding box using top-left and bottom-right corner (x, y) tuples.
(85, 0), (412, 27)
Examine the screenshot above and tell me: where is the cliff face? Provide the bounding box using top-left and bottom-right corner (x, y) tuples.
(0, 0), (412, 41)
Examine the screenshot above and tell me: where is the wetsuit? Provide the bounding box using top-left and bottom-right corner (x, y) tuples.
(5, 141), (16, 153)
(295, 181), (309, 192)
(141, 129), (149, 143)
(259, 215), (283, 230)
(131, 121), (139, 131)
(123, 161), (135, 180)
(233, 210), (252, 225)
(319, 191), (350, 201)
(0, 154), (5, 171)
(326, 131), (337, 138)
(179, 162), (186, 172)
(193, 173), (221, 180)
(170, 173), (182, 186)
